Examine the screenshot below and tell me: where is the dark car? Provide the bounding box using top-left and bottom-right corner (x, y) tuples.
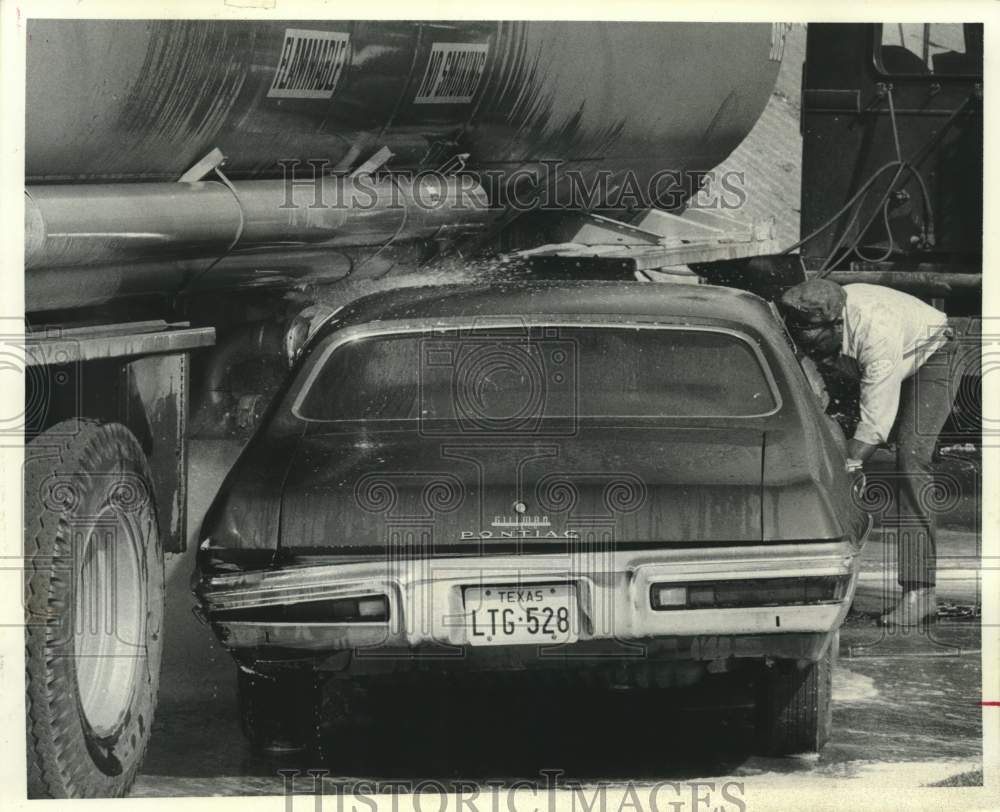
(194, 280), (870, 755)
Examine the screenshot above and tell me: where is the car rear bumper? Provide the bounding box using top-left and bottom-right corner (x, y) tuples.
(196, 541), (862, 661)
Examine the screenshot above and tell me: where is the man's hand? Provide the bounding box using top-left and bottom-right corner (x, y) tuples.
(848, 437), (879, 464)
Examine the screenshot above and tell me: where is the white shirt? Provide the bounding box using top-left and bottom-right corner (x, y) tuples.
(841, 284), (950, 446)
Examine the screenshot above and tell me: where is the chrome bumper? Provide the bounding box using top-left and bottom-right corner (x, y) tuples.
(198, 541), (861, 654)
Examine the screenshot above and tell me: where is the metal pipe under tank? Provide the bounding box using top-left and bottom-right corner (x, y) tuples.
(26, 175), (493, 270)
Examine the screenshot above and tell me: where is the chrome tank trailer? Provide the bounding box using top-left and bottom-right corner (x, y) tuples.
(26, 20), (783, 312)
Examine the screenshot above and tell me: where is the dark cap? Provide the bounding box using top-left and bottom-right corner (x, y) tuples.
(779, 278), (847, 326)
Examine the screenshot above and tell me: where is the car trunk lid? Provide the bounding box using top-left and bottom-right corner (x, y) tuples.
(278, 422), (766, 554)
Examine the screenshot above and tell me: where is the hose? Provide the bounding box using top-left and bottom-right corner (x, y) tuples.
(834, 87), (905, 269)
(819, 163), (907, 274)
(175, 166), (246, 300)
(783, 87), (975, 268)
(781, 160), (906, 256)
(353, 174), (409, 279)
(851, 198), (896, 264)
(818, 86), (907, 270)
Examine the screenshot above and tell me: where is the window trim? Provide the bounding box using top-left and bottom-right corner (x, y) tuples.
(871, 23), (982, 81)
(289, 317), (784, 422)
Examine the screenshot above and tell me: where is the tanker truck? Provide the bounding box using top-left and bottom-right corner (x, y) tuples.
(22, 20), (981, 798)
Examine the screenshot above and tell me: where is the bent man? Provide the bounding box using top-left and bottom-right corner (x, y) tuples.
(778, 278), (958, 627)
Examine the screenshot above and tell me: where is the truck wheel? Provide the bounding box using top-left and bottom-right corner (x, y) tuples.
(754, 631), (837, 756)
(237, 667), (322, 754)
(24, 421), (163, 798)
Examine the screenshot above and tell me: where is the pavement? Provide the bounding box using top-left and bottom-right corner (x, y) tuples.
(854, 527), (981, 616)
(133, 620), (984, 797)
(133, 439), (987, 797)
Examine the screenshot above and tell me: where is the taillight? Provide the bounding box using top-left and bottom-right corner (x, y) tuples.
(652, 586), (687, 609)
(328, 595), (389, 621)
(213, 594), (389, 623)
(358, 597), (389, 619)
(650, 576), (848, 611)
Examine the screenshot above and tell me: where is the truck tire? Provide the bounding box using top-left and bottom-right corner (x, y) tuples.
(236, 667), (322, 754)
(754, 631), (838, 756)
(24, 421), (163, 798)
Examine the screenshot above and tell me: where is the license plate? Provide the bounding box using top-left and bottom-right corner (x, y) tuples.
(465, 584), (579, 646)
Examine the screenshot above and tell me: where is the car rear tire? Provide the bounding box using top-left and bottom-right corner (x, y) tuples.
(237, 667), (323, 754)
(754, 630), (837, 756)
(25, 421), (163, 798)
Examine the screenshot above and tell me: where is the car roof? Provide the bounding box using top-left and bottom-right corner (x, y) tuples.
(326, 280), (780, 336)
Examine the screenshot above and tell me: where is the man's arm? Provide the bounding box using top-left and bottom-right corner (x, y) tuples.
(848, 437), (879, 464)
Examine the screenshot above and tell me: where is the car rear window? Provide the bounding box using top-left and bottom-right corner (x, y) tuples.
(293, 326), (778, 422)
